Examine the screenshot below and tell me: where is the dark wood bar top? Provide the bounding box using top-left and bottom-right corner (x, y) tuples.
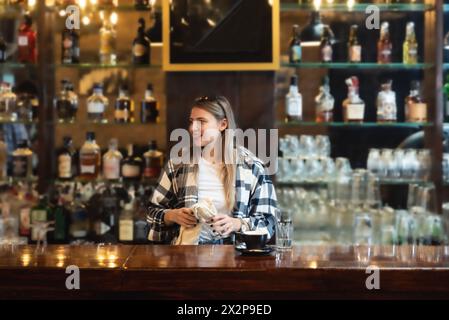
(1, 244), (449, 299)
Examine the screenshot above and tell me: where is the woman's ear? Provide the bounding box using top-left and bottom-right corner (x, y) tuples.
(219, 118), (228, 132)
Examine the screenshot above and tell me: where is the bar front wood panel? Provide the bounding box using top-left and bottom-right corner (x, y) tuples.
(1, 245), (449, 299)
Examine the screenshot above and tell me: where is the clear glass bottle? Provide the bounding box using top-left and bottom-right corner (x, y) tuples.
(17, 91), (37, 122)
(289, 24), (301, 63)
(0, 82), (17, 121)
(121, 144), (143, 182)
(69, 192), (89, 241)
(315, 76), (334, 123)
(79, 132), (101, 180)
(348, 24), (361, 63)
(119, 200), (134, 243)
(99, 18), (117, 65)
(103, 138), (123, 181)
(143, 140), (163, 180)
(29, 195), (50, 243)
(61, 27), (80, 64)
(55, 80), (78, 123)
(140, 83), (159, 123)
(377, 22), (392, 64)
(342, 76), (365, 123)
(376, 79), (397, 123)
(285, 75), (302, 122)
(405, 81), (427, 123)
(58, 136), (77, 180)
(87, 83), (108, 123)
(320, 34), (332, 63)
(12, 140), (33, 178)
(114, 84), (134, 123)
(0, 131), (7, 179)
(403, 22), (418, 64)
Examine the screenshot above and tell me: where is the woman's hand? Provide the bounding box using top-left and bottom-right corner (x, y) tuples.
(164, 208), (198, 228)
(210, 214), (241, 237)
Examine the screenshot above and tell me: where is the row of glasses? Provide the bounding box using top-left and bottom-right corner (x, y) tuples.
(279, 134), (331, 158)
(277, 156), (336, 183)
(367, 148), (431, 181)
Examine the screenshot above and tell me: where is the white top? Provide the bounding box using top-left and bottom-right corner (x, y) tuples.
(197, 157), (230, 242)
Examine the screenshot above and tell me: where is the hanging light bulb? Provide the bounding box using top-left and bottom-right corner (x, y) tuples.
(110, 11), (118, 25)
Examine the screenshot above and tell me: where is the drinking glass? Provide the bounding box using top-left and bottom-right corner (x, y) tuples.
(353, 213), (373, 245)
(315, 135), (331, 157)
(276, 208), (293, 250)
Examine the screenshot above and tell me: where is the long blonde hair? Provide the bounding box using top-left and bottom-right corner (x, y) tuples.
(192, 96), (238, 211)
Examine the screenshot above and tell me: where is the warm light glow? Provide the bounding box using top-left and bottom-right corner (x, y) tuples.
(99, 10), (105, 20)
(45, 0), (56, 6)
(207, 18), (216, 27)
(21, 254), (31, 266)
(59, 9), (66, 17)
(301, 41), (321, 47)
(107, 254), (117, 261)
(313, 0), (321, 11)
(79, 0), (87, 10)
(347, 0), (355, 10)
(309, 261), (318, 269)
(110, 12), (118, 25)
(267, 0), (273, 6)
(90, 0), (97, 6)
(27, 0), (36, 8)
(326, 0), (334, 4)
(82, 16), (90, 25)
(150, 0), (157, 6)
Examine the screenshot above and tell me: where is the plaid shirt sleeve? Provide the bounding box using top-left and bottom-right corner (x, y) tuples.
(245, 161), (278, 240)
(147, 160), (179, 243)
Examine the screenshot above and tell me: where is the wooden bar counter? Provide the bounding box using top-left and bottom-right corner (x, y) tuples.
(1, 244), (449, 299)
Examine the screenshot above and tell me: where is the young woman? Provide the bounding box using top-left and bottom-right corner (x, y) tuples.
(147, 95), (277, 244)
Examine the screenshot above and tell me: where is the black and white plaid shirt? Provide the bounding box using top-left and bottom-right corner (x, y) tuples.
(147, 147), (278, 244)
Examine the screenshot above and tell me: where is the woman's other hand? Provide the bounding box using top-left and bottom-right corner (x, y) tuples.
(164, 208), (198, 228)
(210, 214), (241, 237)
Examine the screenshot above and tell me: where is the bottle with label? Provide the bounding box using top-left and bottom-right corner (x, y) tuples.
(143, 140), (163, 180)
(140, 83), (159, 123)
(17, 14), (37, 63)
(405, 81), (427, 123)
(68, 192), (89, 241)
(119, 200), (134, 243)
(61, 27), (79, 64)
(315, 76), (335, 123)
(0, 131), (7, 179)
(320, 34), (332, 63)
(55, 80), (78, 123)
(289, 24), (301, 64)
(29, 195), (49, 243)
(132, 18), (150, 65)
(79, 132), (101, 180)
(0, 35), (6, 63)
(99, 18), (117, 65)
(342, 76), (365, 123)
(114, 85), (134, 123)
(17, 91), (37, 122)
(0, 82), (17, 122)
(121, 144), (143, 182)
(348, 24), (361, 63)
(285, 75), (302, 122)
(376, 79), (397, 123)
(12, 140), (33, 179)
(87, 83), (108, 123)
(58, 136), (77, 180)
(103, 138), (123, 181)
(377, 22), (392, 64)
(403, 22), (418, 64)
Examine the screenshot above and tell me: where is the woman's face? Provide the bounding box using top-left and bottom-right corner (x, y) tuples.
(189, 107), (227, 147)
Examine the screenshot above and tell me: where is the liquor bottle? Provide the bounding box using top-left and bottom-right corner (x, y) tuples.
(315, 76), (335, 123)
(132, 18), (150, 65)
(405, 81), (427, 123)
(0, 82), (17, 121)
(403, 22), (418, 64)
(320, 34), (332, 63)
(68, 192), (89, 241)
(377, 22), (392, 64)
(87, 83), (108, 123)
(134, 194), (148, 244)
(285, 75), (302, 122)
(114, 84), (134, 123)
(103, 138), (123, 181)
(17, 14), (37, 63)
(99, 18), (117, 65)
(55, 80), (78, 123)
(29, 195), (49, 243)
(143, 140), (163, 180)
(444, 75), (449, 118)
(17, 187), (34, 238)
(342, 76), (365, 123)
(0, 131), (7, 179)
(12, 140), (33, 178)
(121, 144), (143, 182)
(119, 200), (134, 243)
(93, 186), (120, 243)
(61, 27), (80, 64)
(134, 0), (150, 10)
(58, 136), (77, 180)
(348, 25), (361, 63)
(52, 195), (69, 244)
(376, 79), (397, 123)
(79, 132), (101, 180)
(288, 24), (301, 63)
(140, 83), (159, 123)
(0, 35), (6, 63)
(17, 92), (37, 122)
